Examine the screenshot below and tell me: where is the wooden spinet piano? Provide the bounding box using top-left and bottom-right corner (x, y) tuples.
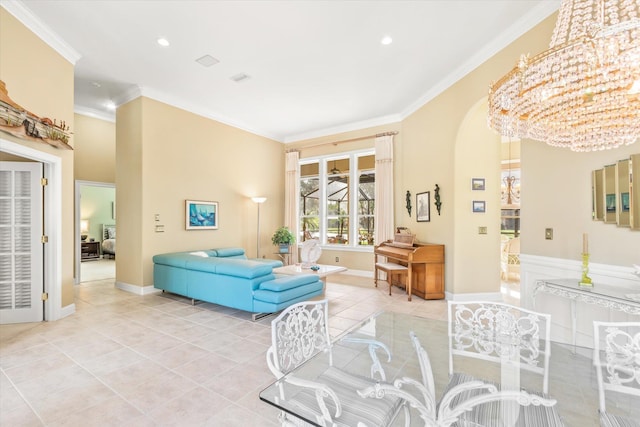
(374, 240), (445, 300)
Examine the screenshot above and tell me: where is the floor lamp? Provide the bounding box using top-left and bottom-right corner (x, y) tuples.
(251, 197), (267, 258)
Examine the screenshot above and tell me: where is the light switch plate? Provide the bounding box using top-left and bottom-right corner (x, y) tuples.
(545, 228), (553, 240)
(479, 226), (487, 234)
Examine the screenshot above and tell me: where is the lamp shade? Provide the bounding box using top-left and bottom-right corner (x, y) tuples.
(252, 197), (267, 204)
(80, 219), (89, 233)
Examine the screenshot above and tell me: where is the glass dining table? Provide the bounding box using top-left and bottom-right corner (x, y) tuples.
(259, 311), (639, 426)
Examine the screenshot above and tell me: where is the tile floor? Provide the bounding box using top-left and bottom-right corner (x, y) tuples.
(1, 270), (459, 426)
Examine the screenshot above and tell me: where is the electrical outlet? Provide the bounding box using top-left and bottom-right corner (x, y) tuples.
(335, 256), (339, 263)
(478, 226), (487, 234)
(545, 228), (553, 240)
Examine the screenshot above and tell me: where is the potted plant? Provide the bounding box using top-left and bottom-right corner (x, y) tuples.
(272, 226), (295, 253)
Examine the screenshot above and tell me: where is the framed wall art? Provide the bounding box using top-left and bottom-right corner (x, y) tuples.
(472, 200), (486, 213)
(472, 178), (485, 191)
(416, 191), (430, 222)
(186, 200), (218, 230)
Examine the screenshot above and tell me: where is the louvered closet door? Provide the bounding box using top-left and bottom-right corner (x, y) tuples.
(0, 161), (43, 324)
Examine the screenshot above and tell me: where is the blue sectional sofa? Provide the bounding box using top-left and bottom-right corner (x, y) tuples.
(152, 247), (324, 317)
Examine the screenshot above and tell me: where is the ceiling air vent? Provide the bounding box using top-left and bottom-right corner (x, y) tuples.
(230, 73), (251, 83)
(195, 55), (219, 67)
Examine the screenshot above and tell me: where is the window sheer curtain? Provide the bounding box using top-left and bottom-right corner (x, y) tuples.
(284, 151), (300, 264)
(374, 135), (395, 246)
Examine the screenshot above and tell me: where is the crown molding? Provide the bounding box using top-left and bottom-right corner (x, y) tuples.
(284, 113), (402, 144)
(399, 0), (560, 121)
(136, 86), (282, 142)
(1, 0), (81, 64)
(74, 106), (115, 123)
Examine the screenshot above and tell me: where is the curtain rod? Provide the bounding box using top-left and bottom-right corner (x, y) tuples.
(286, 131), (398, 152)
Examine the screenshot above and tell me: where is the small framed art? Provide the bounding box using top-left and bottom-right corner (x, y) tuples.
(416, 191), (430, 222)
(186, 200), (218, 230)
(472, 178), (485, 191)
(472, 200), (486, 213)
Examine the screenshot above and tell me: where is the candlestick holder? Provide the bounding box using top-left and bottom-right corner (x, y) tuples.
(579, 252), (593, 287)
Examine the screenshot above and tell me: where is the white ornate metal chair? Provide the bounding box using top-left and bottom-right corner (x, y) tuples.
(266, 299), (405, 427)
(358, 331), (557, 427)
(593, 321), (640, 427)
(444, 301), (563, 426)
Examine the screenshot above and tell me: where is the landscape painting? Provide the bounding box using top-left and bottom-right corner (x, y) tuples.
(186, 200), (218, 230)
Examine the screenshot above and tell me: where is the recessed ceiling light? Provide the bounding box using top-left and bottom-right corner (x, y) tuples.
(381, 35), (393, 45)
(157, 37), (170, 47)
(91, 82), (101, 88)
(105, 101), (116, 110)
(230, 73), (251, 83)
(195, 55), (220, 67)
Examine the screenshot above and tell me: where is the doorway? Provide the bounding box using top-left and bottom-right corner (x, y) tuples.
(500, 137), (521, 304)
(1, 138), (63, 322)
(75, 180), (115, 283)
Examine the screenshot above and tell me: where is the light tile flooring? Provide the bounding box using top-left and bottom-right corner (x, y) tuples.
(1, 269), (463, 427)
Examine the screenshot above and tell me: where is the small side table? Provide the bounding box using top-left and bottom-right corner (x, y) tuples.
(81, 241), (100, 261)
(275, 251), (291, 266)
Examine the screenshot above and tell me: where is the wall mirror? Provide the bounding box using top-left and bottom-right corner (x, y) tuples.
(593, 153), (640, 230)
(603, 164), (617, 224)
(592, 169), (604, 221)
(631, 153), (640, 230)
(616, 159), (630, 227)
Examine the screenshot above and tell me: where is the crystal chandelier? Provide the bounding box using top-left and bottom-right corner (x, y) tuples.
(488, 0), (640, 152)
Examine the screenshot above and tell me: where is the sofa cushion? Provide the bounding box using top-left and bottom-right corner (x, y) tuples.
(189, 251), (210, 257)
(153, 252), (198, 268)
(213, 259), (273, 279)
(254, 281), (323, 304)
(214, 247), (246, 257)
(259, 275), (320, 292)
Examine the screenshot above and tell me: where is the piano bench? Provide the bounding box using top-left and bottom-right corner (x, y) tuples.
(375, 262), (409, 296)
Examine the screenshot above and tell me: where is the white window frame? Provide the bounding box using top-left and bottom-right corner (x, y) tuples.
(299, 149), (375, 252)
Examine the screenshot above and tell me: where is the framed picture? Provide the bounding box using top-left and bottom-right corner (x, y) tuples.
(621, 192), (630, 212)
(472, 200), (486, 213)
(472, 178), (485, 191)
(416, 191), (430, 222)
(186, 200), (218, 230)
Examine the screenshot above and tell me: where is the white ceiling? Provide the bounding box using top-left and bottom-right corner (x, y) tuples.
(9, 0), (560, 143)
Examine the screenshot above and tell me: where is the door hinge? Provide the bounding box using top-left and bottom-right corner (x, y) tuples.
(41, 177), (48, 186)
(41, 235), (48, 243)
(41, 292), (48, 301)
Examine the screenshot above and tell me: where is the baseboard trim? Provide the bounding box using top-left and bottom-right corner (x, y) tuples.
(445, 291), (503, 302)
(116, 281), (161, 295)
(339, 269), (374, 278)
(59, 303), (75, 319)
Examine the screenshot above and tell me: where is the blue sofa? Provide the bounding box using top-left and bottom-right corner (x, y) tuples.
(152, 247), (324, 316)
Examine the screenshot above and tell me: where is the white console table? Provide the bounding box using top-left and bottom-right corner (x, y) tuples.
(533, 278), (640, 348)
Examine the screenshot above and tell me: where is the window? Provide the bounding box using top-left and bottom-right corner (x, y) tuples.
(299, 151), (375, 248)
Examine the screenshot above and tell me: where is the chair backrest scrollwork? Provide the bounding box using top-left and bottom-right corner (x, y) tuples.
(593, 321), (640, 413)
(448, 301), (552, 394)
(267, 299), (332, 377)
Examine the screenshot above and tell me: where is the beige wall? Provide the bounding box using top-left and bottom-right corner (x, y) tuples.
(117, 97), (284, 288)
(74, 114), (115, 183)
(0, 8), (76, 307)
(523, 141), (639, 265)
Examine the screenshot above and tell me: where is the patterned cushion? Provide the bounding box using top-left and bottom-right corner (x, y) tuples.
(287, 366), (402, 427)
(600, 411), (640, 427)
(443, 373), (564, 427)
